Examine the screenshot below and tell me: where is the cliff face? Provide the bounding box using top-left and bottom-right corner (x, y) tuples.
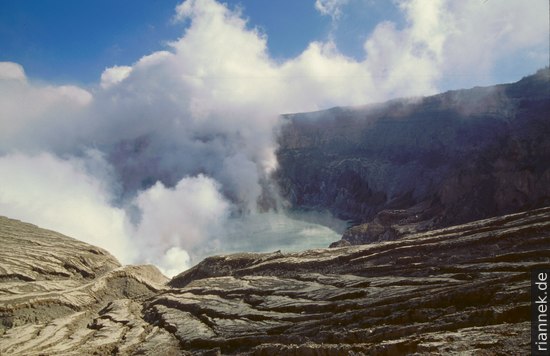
(275, 69), (550, 243)
(2, 207), (550, 354)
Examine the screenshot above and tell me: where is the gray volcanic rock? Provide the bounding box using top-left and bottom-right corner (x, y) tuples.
(159, 206), (550, 354)
(275, 69), (550, 243)
(0, 215), (120, 282)
(1, 207), (549, 354)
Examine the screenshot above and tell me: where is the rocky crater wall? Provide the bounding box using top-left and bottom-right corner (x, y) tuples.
(275, 69), (550, 243)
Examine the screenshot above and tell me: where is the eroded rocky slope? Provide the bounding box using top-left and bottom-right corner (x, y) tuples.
(2, 207), (549, 354)
(0, 216), (174, 355)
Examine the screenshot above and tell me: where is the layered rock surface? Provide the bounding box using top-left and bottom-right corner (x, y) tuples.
(2, 206), (548, 354)
(162, 206), (549, 354)
(0, 216), (173, 355)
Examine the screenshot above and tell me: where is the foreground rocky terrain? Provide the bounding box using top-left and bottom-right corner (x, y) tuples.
(1, 206), (549, 354)
(0, 216), (173, 355)
(275, 69), (550, 243)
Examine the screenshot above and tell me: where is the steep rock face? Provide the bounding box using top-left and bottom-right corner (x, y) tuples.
(1, 208), (549, 354)
(275, 69), (550, 242)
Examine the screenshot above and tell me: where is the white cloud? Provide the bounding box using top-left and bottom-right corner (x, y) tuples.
(159, 247), (191, 277)
(441, 0), (548, 86)
(315, 0), (350, 20)
(132, 174), (230, 270)
(0, 62), (26, 82)
(0, 62), (92, 152)
(0, 152), (137, 264)
(100, 65), (133, 89)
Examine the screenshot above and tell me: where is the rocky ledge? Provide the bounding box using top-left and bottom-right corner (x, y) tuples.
(2, 207), (550, 354)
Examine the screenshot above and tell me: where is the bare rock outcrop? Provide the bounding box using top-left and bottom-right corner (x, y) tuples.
(1, 206), (549, 354)
(159, 206), (550, 354)
(0, 216), (174, 355)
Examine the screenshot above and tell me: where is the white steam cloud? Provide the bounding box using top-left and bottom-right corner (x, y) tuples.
(0, 152), (136, 264)
(0, 0), (546, 276)
(133, 175), (230, 273)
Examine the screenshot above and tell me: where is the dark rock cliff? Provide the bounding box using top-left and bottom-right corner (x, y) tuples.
(275, 69), (550, 244)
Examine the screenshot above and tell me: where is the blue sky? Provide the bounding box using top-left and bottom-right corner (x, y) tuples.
(1, 1), (547, 88)
(0, 0), (388, 84)
(0, 0), (184, 84)
(0, 0), (336, 84)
